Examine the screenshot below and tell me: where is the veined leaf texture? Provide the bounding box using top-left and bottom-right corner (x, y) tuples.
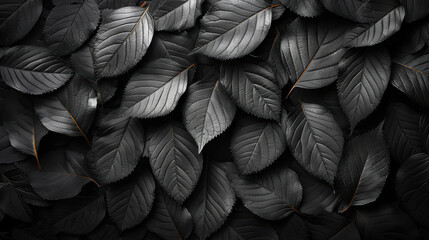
(0, 0), (428, 238)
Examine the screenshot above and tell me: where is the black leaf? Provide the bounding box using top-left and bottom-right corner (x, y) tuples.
(192, 0), (274, 59)
(336, 124), (390, 212)
(106, 166), (155, 230)
(0, 0), (42, 46)
(0, 45), (74, 95)
(94, 6), (154, 77)
(148, 120), (203, 202)
(89, 115), (145, 184)
(43, 0), (100, 56)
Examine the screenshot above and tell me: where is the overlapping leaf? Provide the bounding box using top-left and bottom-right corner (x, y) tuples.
(88, 223), (121, 240)
(289, 161), (339, 215)
(336, 124), (390, 212)
(183, 77), (236, 153)
(0, 168), (50, 222)
(344, 5), (405, 47)
(305, 212), (359, 240)
(70, 46), (97, 82)
(145, 31), (194, 67)
(276, 214), (308, 240)
(285, 102), (344, 185)
(0, 45), (73, 95)
(187, 160), (236, 239)
(279, 0), (324, 17)
(0, 125), (27, 164)
(148, 120), (202, 202)
(96, 0), (138, 9)
(211, 206), (279, 240)
(396, 153), (429, 226)
(0, 172), (32, 222)
(151, 0), (202, 31)
(34, 75), (97, 147)
(120, 58), (192, 118)
(356, 0), (401, 23)
(147, 189), (193, 240)
(106, 166), (155, 230)
(43, 0), (100, 56)
(220, 61), (282, 120)
(88, 115), (144, 184)
(17, 148), (99, 200)
(355, 203), (422, 240)
(391, 50), (429, 109)
(2, 92), (48, 169)
(383, 102), (424, 164)
(419, 112), (429, 152)
(281, 18), (347, 96)
(230, 115), (285, 175)
(337, 46), (391, 131)
(94, 6), (154, 77)
(0, 0), (427, 237)
(70, 45), (119, 103)
(0, 168), (48, 207)
(287, 86), (350, 132)
(0, 0), (42, 46)
(229, 164), (302, 220)
(266, 28), (289, 88)
(52, 196), (105, 235)
(193, 0), (273, 59)
(401, 0), (429, 22)
(319, 0), (364, 22)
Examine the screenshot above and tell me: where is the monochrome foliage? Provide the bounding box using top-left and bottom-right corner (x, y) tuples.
(0, 0), (429, 239)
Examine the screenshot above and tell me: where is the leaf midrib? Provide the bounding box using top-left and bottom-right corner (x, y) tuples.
(299, 102), (333, 183)
(350, 5), (403, 42)
(194, 4), (274, 52)
(98, 7), (150, 74)
(128, 64), (193, 111)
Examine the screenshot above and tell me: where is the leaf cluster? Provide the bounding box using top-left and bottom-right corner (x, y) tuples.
(0, 0), (429, 239)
